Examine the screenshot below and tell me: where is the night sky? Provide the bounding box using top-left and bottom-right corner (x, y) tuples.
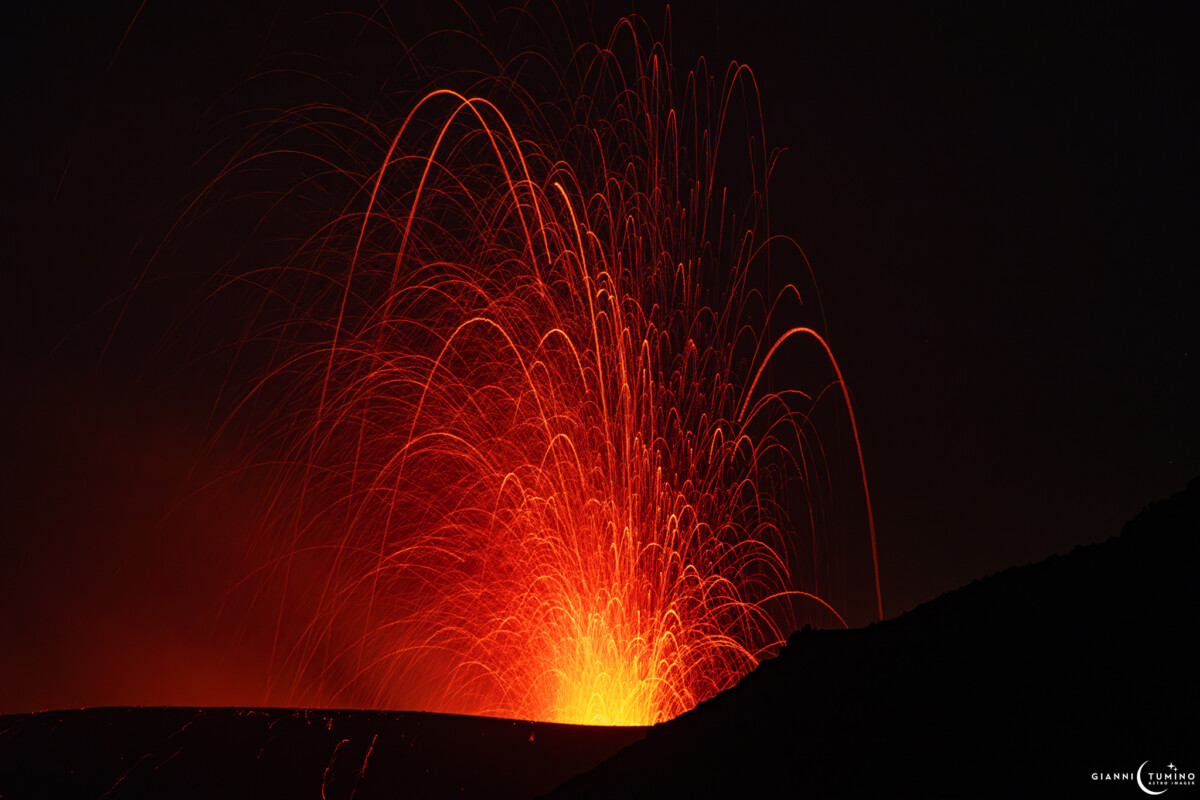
(2, 1), (1196, 714)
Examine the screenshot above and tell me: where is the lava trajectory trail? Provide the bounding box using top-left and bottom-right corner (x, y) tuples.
(177, 10), (881, 727)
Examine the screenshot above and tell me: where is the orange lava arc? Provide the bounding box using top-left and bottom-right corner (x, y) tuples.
(219, 19), (880, 726)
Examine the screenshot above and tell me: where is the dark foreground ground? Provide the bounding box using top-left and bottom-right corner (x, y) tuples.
(2, 477), (1196, 798)
(0, 706), (646, 798)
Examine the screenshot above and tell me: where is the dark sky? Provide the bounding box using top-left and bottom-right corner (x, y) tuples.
(2, 1), (1196, 713)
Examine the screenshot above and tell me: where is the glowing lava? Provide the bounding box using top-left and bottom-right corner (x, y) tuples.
(210, 16), (880, 726)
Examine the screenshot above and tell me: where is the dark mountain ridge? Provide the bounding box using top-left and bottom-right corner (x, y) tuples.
(549, 476), (1199, 798)
(2, 477), (1195, 798)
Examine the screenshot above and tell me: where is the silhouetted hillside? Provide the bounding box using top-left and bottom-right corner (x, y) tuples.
(2, 479), (1195, 798)
(549, 476), (1200, 798)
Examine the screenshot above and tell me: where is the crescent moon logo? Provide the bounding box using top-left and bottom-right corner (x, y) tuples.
(1138, 760), (1167, 795)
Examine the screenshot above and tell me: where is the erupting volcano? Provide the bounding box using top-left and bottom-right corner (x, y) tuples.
(189, 13), (881, 726)
(4, 1), (1195, 795)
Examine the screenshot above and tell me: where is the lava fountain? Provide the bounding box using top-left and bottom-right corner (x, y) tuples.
(197, 12), (879, 726)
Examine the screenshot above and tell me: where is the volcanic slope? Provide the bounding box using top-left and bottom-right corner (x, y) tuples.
(548, 476), (1200, 799)
(1, 479), (1195, 799)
